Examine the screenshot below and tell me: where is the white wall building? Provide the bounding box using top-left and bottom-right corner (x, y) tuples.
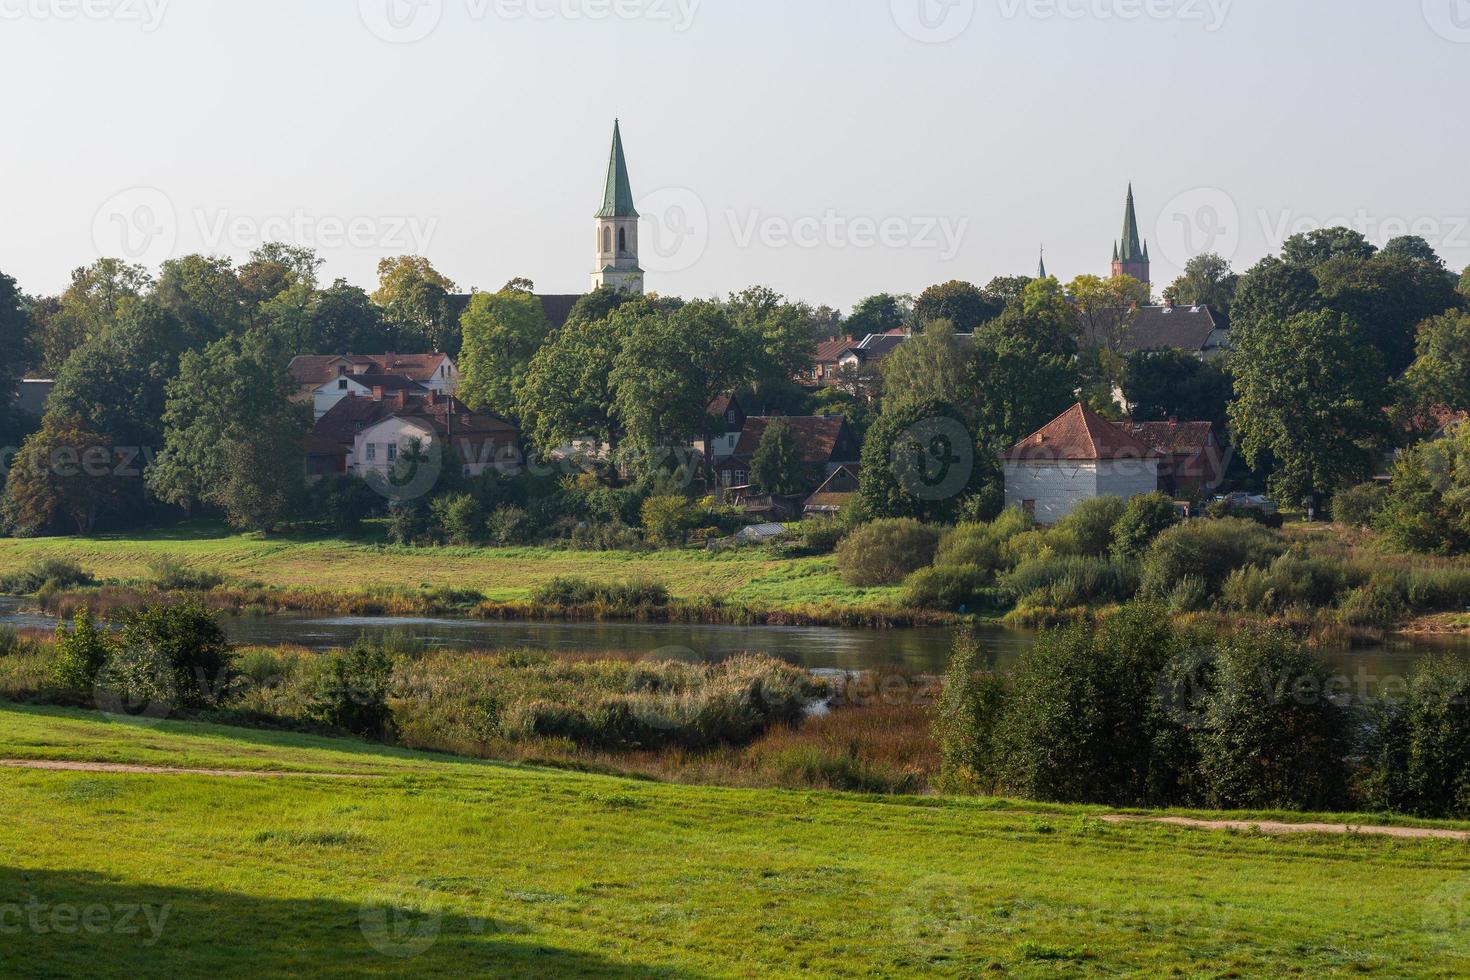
(1002, 403), (1161, 524)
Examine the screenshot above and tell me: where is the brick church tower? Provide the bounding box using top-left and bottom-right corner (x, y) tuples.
(1111, 184), (1150, 289)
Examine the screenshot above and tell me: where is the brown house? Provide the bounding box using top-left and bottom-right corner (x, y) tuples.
(1121, 419), (1226, 498)
(714, 415), (860, 492)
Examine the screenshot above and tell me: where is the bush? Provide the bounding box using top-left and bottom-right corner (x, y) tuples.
(834, 519), (942, 586)
(51, 608), (110, 692)
(934, 524), (1003, 579)
(794, 519), (847, 555)
(995, 605), (1186, 806)
(1054, 496), (1126, 558)
(1363, 657), (1470, 818)
(1331, 482), (1388, 528)
(486, 505), (532, 546)
(95, 644), (178, 715)
(1192, 629), (1349, 811)
(309, 473), (381, 533)
(386, 504), (429, 546)
(529, 576), (670, 607)
(430, 493), (483, 546)
(641, 495), (703, 546)
(1219, 554), (1362, 615)
(113, 601), (234, 711)
(1111, 492), (1181, 562)
(999, 556), (1140, 607)
(146, 556), (225, 592)
(0, 558), (94, 595)
(568, 521), (645, 552)
(1140, 518), (1282, 600)
(0, 625), (26, 658)
(309, 641), (395, 739)
(932, 627), (1009, 793)
(901, 564), (990, 611)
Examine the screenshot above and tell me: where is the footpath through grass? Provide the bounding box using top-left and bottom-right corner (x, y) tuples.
(0, 521), (901, 609)
(3, 704), (1470, 976)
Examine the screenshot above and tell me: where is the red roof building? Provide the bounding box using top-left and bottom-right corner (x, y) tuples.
(1002, 404), (1162, 523)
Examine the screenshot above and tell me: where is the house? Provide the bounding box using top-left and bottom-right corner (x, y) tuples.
(805, 337), (858, 386)
(1121, 420), (1225, 499)
(1002, 403), (1161, 523)
(290, 353), (460, 419)
(1081, 304), (1230, 361)
(702, 394), (748, 460)
(836, 330), (908, 372)
(309, 388), (519, 481)
(714, 415), (861, 491)
(803, 464), (861, 515)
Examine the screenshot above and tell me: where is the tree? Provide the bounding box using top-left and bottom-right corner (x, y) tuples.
(879, 320), (973, 418)
(458, 284), (550, 419)
(726, 286), (820, 402)
(1402, 311), (1470, 412)
(153, 254), (247, 347)
(1068, 274), (1149, 394)
(148, 329), (304, 531)
(1381, 235), (1445, 269)
(30, 259), (150, 374)
(1314, 252), (1461, 379)
(1375, 421), (1470, 554)
(518, 305), (629, 455)
(845, 293), (911, 338)
(969, 285), (1081, 445)
(1162, 253), (1238, 314)
(982, 276), (1032, 309)
(859, 398), (997, 523)
(372, 256), (458, 354)
(0, 270), (33, 413)
(309, 279), (389, 353)
(1111, 492), (1181, 562)
(1281, 227), (1376, 268)
(1229, 257), (1320, 335)
(612, 300), (751, 486)
(913, 280), (1000, 333)
(1122, 349), (1233, 430)
(1461, 265), (1470, 299)
(1229, 309), (1386, 508)
(4, 414), (127, 534)
(749, 417), (812, 495)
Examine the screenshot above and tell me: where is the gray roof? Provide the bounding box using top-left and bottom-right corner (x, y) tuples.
(1082, 305), (1228, 355)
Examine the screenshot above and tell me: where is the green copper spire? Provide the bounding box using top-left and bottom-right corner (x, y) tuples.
(1038, 246), (1047, 279)
(1118, 183), (1143, 262)
(596, 119), (638, 219)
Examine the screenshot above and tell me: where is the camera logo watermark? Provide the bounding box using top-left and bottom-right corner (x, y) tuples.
(92, 187), (177, 268)
(891, 0), (976, 43)
(892, 417), (974, 501)
(0, 0), (169, 31)
(639, 187), (710, 274)
(359, 0), (443, 43)
(1156, 186), (1241, 267)
(1422, 0), (1470, 43)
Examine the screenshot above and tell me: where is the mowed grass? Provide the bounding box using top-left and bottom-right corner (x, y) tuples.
(0, 522), (903, 609)
(3, 705), (1470, 976)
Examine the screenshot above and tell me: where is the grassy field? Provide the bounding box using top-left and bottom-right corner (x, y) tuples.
(4, 704), (1470, 976)
(0, 522), (901, 609)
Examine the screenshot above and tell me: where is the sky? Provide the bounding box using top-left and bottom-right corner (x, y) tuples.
(2, 0), (1468, 311)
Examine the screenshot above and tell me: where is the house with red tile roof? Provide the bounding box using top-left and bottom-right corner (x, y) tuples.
(307, 388), (518, 482)
(1121, 419), (1225, 498)
(714, 416), (860, 492)
(1002, 403), (1162, 523)
(289, 353), (459, 419)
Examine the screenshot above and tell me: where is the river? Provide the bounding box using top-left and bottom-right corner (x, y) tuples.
(4, 598), (1467, 680)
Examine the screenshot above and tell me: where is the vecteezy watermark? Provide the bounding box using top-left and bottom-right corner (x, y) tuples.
(359, 0), (700, 43)
(194, 209), (438, 255)
(0, 898), (170, 946)
(728, 211), (970, 263)
(891, 417), (975, 502)
(638, 186), (710, 274)
(1422, 0), (1470, 43)
(359, 889), (445, 959)
(1155, 186), (1242, 267)
(0, 0), (169, 30)
(995, 0), (1232, 31)
(1257, 208), (1470, 256)
(92, 187), (177, 267)
(891, 0), (976, 43)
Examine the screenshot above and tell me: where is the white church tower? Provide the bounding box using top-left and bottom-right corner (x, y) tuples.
(592, 120), (644, 294)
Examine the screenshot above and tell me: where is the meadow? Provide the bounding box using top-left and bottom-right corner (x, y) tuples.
(4, 704), (1470, 977)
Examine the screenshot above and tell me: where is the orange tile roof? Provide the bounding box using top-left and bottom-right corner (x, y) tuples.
(1004, 403), (1160, 462)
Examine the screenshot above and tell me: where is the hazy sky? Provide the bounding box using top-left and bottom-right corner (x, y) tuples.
(3, 0), (1468, 310)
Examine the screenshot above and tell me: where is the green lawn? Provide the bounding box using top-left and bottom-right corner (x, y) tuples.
(0, 522), (901, 609)
(3, 704), (1470, 976)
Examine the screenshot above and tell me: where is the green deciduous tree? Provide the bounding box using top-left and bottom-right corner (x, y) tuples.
(4, 414), (128, 534)
(1402, 310), (1470, 412)
(372, 255), (459, 354)
(1281, 227), (1376, 268)
(880, 320), (973, 418)
(458, 282), (550, 419)
(969, 283), (1080, 446)
(1375, 421), (1470, 554)
(1315, 253), (1460, 378)
(1229, 309), (1386, 508)
(844, 293), (910, 337)
(913, 280), (1001, 333)
(1381, 235), (1445, 269)
(1162, 253), (1238, 314)
(859, 398), (998, 523)
(308, 279), (390, 354)
(1122, 349), (1232, 431)
(749, 417), (812, 495)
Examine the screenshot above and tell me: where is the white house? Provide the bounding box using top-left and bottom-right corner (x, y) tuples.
(290, 354), (460, 420)
(1002, 403), (1161, 524)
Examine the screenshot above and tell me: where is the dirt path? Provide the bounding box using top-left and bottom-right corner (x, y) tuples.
(0, 759), (381, 779)
(1099, 813), (1470, 841)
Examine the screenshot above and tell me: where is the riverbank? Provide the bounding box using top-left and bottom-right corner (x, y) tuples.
(5, 704), (1470, 976)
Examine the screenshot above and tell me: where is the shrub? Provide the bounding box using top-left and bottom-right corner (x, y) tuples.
(1110, 492), (1181, 562)
(430, 493), (483, 546)
(386, 504), (429, 546)
(568, 521), (645, 552)
(310, 641), (395, 739)
(0, 625), (26, 658)
(1362, 657), (1470, 818)
(146, 556), (225, 592)
(1140, 518), (1282, 600)
(308, 473), (381, 533)
(486, 505), (532, 546)
(1331, 481), (1388, 528)
(114, 601), (234, 711)
(1192, 629), (1349, 811)
(529, 576), (670, 607)
(999, 556), (1140, 607)
(794, 519), (847, 555)
(934, 524), (1003, 578)
(0, 558), (94, 595)
(52, 608), (111, 693)
(835, 519), (942, 586)
(932, 627), (1009, 793)
(995, 605), (1186, 806)
(901, 564), (989, 611)
(1055, 496), (1126, 558)
(95, 644), (178, 715)
(1219, 554), (1362, 615)
(768, 745), (908, 793)
(641, 495), (703, 546)
(1164, 575), (1210, 613)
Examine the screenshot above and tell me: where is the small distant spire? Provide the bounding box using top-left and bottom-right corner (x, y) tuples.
(1038, 246), (1047, 280)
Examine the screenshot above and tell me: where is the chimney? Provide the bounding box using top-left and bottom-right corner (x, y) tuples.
(394, 390), (406, 411)
(371, 386), (384, 401)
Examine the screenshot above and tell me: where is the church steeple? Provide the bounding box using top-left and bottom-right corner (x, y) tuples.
(1111, 183), (1150, 289)
(1038, 246), (1047, 280)
(592, 119), (644, 294)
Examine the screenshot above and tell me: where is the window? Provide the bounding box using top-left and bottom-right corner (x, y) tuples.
(365, 443), (377, 462)
(387, 443), (397, 463)
(617, 227), (627, 253)
(603, 227), (612, 253)
(726, 410), (737, 426)
(338, 379), (348, 390)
